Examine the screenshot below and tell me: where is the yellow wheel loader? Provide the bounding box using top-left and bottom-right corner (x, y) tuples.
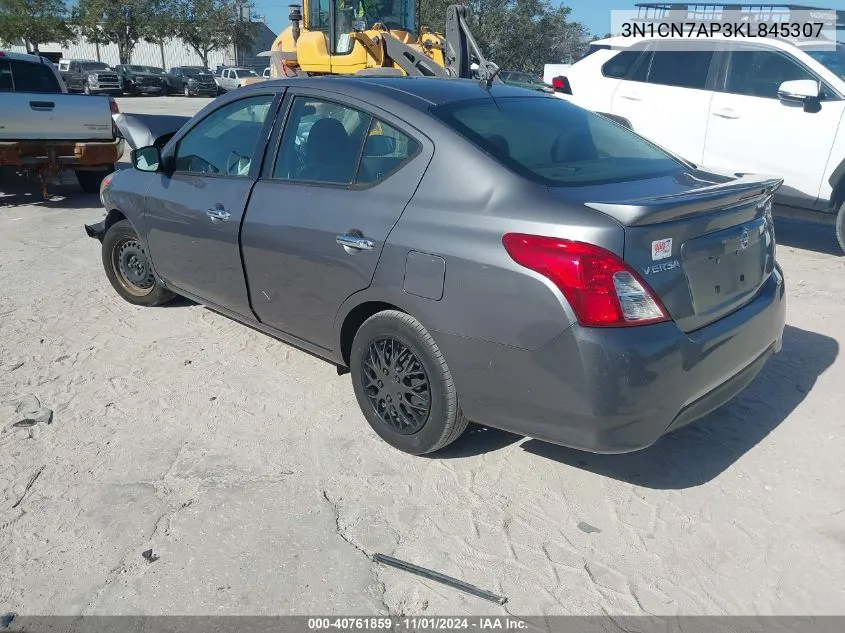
(250, 1), (500, 83)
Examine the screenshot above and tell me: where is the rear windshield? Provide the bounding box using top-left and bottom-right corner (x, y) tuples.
(0, 59), (62, 93)
(431, 96), (684, 187)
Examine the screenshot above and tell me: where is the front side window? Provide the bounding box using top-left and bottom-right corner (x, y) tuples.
(431, 96), (685, 187)
(174, 94), (275, 176)
(724, 48), (816, 98)
(236, 69), (258, 78)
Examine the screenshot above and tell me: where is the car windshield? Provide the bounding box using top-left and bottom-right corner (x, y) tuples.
(806, 44), (845, 80)
(80, 62), (111, 71)
(431, 96), (685, 187)
(504, 72), (538, 83)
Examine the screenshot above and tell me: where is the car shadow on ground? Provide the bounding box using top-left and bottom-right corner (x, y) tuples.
(773, 216), (842, 257)
(0, 177), (98, 210)
(517, 325), (837, 489)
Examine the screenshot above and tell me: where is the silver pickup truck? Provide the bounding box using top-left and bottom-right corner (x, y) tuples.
(0, 50), (124, 196)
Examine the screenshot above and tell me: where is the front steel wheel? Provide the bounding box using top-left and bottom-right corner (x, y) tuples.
(350, 310), (468, 455)
(101, 219), (175, 307)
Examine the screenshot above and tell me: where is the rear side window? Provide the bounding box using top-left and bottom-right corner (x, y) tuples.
(647, 49), (714, 89)
(432, 96), (684, 187)
(0, 60), (61, 93)
(601, 50), (641, 78)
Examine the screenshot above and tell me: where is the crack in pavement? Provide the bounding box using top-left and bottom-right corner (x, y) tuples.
(321, 489), (391, 616)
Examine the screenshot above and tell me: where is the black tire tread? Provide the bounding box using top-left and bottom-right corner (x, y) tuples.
(102, 219), (175, 307)
(836, 201), (845, 255)
(357, 310), (468, 454)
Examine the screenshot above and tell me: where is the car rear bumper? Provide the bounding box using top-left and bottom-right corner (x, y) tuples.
(437, 266), (786, 453)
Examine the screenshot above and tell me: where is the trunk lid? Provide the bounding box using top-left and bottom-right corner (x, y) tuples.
(551, 172), (782, 333)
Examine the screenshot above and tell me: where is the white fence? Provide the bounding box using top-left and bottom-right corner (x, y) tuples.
(7, 37), (235, 70)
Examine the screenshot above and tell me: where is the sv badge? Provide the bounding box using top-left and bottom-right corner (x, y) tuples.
(642, 259), (680, 275)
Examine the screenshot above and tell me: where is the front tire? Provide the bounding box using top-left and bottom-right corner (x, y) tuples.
(350, 310), (469, 455)
(102, 219), (175, 307)
(184, 84), (191, 97)
(83, 82), (91, 95)
(837, 201), (845, 255)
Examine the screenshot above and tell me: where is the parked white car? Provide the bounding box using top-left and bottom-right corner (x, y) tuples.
(553, 35), (845, 252)
(214, 66), (260, 91)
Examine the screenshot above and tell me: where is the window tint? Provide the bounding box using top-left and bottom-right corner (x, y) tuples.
(601, 50), (641, 78)
(431, 96), (684, 187)
(647, 49), (713, 89)
(10, 60), (62, 93)
(0, 61), (12, 92)
(174, 94), (274, 176)
(273, 96), (369, 184)
(357, 119), (420, 185)
(725, 49), (815, 98)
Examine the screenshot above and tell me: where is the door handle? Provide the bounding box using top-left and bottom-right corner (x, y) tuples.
(336, 234), (374, 251)
(712, 108), (739, 119)
(29, 101), (55, 110)
(206, 208), (231, 222)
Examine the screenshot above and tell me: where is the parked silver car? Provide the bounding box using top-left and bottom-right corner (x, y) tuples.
(84, 77), (786, 456)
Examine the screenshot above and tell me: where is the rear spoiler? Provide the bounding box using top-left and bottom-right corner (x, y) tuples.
(585, 175), (783, 226)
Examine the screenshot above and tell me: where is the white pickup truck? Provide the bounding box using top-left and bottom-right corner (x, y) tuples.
(0, 50), (124, 196)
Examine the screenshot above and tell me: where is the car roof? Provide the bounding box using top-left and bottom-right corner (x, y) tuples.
(589, 33), (804, 53)
(0, 50), (53, 65)
(244, 76), (554, 111)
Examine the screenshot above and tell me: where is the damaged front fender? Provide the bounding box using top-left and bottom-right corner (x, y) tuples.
(84, 220), (106, 242)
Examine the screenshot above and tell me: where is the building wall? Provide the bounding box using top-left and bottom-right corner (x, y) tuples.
(6, 37), (236, 70)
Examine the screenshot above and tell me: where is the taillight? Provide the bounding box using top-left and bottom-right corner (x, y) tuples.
(502, 233), (669, 328)
(552, 76), (572, 94)
(109, 98), (120, 114)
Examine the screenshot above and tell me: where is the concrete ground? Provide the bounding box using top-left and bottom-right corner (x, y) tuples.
(1, 96), (844, 618)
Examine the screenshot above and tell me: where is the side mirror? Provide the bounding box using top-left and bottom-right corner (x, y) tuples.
(777, 79), (820, 102)
(131, 145), (162, 172)
(363, 134), (396, 157)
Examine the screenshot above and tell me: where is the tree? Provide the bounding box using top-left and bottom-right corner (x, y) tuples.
(0, 0), (73, 53)
(175, 0), (257, 68)
(144, 0), (178, 68)
(418, 1), (589, 73)
(73, 0), (158, 64)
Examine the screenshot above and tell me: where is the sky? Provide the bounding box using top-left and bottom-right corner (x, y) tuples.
(251, 0), (845, 39)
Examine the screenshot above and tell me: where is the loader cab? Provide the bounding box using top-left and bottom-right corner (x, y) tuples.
(306, 0), (418, 55)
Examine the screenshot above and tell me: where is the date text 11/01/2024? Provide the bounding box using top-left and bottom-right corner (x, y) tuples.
(620, 21), (826, 38)
(307, 617), (528, 630)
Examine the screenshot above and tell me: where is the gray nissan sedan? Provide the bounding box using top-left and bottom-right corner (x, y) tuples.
(85, 76), (786, 456)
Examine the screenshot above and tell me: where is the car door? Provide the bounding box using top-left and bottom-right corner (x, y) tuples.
(143, 91), (282, 316)
(610, 41), (717, 164)
(703, 44), (845, 209)
(240, 90), (432, 350)
(67, 62), (82, 91)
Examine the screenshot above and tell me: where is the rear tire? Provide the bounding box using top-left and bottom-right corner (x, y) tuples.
(837, 201), (845, 255)
(75, 166), (113, 194)
(349, 310), (469, 455)
(102, 219), (175, 307)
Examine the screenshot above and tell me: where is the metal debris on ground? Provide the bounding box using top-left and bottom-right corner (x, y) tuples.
(372, 553), (507, 605)
(14, 395), (53, 426)
(12, 465), (45, 509)
(142, 549), (159, 563)
(578, 521), (601, 534)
